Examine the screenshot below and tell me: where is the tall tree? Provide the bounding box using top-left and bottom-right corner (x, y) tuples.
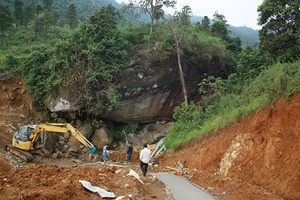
(210, 20), (228, 41)
(258, 0), (300, 62)
(35, 4), (43, 18)
(172, 26), (188, 105)
(174, 5), (192, 27)
(210, 12), (242, 76)
(42, 0), (53, 11)
(33, 16), (45, 38)
(23, 1), (35, 27)
(13, 0), (24, 28)
(65, 2), (78, 29)
(201, 16), (210, 32)
(128, 0), (176, 35)
(212, 11), (227, 23)
(51, 9), (59, 31)
(0, 2), (13, 46)
(42, 9), (52, 39)
(236, 47), (273, 83)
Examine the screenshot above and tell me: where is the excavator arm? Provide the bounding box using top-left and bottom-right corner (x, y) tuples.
(43, 123), (94, 148)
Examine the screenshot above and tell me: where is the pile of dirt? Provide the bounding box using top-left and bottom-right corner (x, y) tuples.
(0, 154), (169, 200)
(0, 76), (40, 149)
(1, 75), (300, 200)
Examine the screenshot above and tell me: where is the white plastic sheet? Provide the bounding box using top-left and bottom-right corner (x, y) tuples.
(127, 169), (144, 184)
(79, 180), (115, 198)
(115, 194), (132, 200)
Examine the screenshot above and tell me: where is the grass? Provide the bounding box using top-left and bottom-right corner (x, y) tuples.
(165, 61), (300, 149)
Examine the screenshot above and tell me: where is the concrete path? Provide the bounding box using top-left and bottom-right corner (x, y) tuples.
(151, 172), (217, 200)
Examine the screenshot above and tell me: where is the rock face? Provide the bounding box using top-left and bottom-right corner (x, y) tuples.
(126, 121), (173, 147)
(45, 44), (224, 123)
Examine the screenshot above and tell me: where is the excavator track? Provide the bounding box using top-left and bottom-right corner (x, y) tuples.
(5, 144), (34, 162)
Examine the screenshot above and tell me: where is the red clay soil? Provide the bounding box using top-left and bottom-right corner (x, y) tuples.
(159, 92), (300, 200)
(0, 156), (169, 200)
(0, 76), (40, 149)
(1, 76), (300, 200)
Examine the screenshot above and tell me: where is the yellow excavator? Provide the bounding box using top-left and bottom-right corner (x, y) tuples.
(6, 123), (94, 162)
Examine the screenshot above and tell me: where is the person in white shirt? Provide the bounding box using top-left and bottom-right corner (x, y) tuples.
(139, 144), (151, 176)
(103, 144), (109, 166)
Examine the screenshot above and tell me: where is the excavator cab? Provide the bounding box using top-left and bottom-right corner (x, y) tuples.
(13, 125), (35, 142)
(12, 125), (46, 151)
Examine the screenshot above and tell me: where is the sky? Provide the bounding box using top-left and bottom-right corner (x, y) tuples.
(115, 0), (264, 30)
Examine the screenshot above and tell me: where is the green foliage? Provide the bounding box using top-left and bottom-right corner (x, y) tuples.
(23, 1), (35, 27)
(198, 76), (227, 118)
(200, 16), (210, 32)
(225, 47), (274, 93)
(236, 47), (273, 82)
(212, 11), (227, 23)
(151, 22), (227, 61)
(13, 0), (24, 27)
(123, 122), (139, 134)
(258, 0), (300, 62)
(65, 2), (78, 29)
(150, 22), (174, 53)
(52, 0), (109, 23)
(10, 46), (61, 107)
(165, 61), (300, 149)
(51, 5), (129, 115)
(210, 21), (229, 41)
(90, 119), (104, 129)
(42, 0), (53, 11)
(128, 0), (176, 34)
(164, 103), (204, 148)
(228, 26), (259, 48)
(208, 13), (244, 77)
(5, 54), (19, 70)
(121, 23), (149, 45)
(184, 27), (226, 61)
(0, 2), (13, 45)
(107, 122), (139, 140)
(174, 5), (192, 26)
(146, 123), (155, 132)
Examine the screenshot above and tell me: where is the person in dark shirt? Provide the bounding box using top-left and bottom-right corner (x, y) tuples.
(125, 142), (133, 162)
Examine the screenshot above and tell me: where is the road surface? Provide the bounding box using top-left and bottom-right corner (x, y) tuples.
(151, 172), (217, 200)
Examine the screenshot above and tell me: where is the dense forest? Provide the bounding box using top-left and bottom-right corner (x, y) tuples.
(0, 0), (299, 146)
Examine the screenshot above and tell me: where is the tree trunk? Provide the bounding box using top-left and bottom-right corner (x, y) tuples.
(150, 17), (154, 35)
(173, 28), (188, 106)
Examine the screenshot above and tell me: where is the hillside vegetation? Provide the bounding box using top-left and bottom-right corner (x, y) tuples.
(164, 61), (300, 148)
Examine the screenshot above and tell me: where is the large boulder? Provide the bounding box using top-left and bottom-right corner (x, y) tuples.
(67, 122), (92, 153)
(44, 44), (224, 123)
(91, 127), (113, 150)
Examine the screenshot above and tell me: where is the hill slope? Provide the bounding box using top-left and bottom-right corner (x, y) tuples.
(160, 92), (300, 200)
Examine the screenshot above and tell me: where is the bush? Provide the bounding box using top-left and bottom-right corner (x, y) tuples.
(165, 60), (300, 149)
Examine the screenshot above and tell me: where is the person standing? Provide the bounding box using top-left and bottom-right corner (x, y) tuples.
(88, 145), (97, 162)
(103, 144), (109, 166)
(139, 144), (151, 176)
(125, 142), (133, 162)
